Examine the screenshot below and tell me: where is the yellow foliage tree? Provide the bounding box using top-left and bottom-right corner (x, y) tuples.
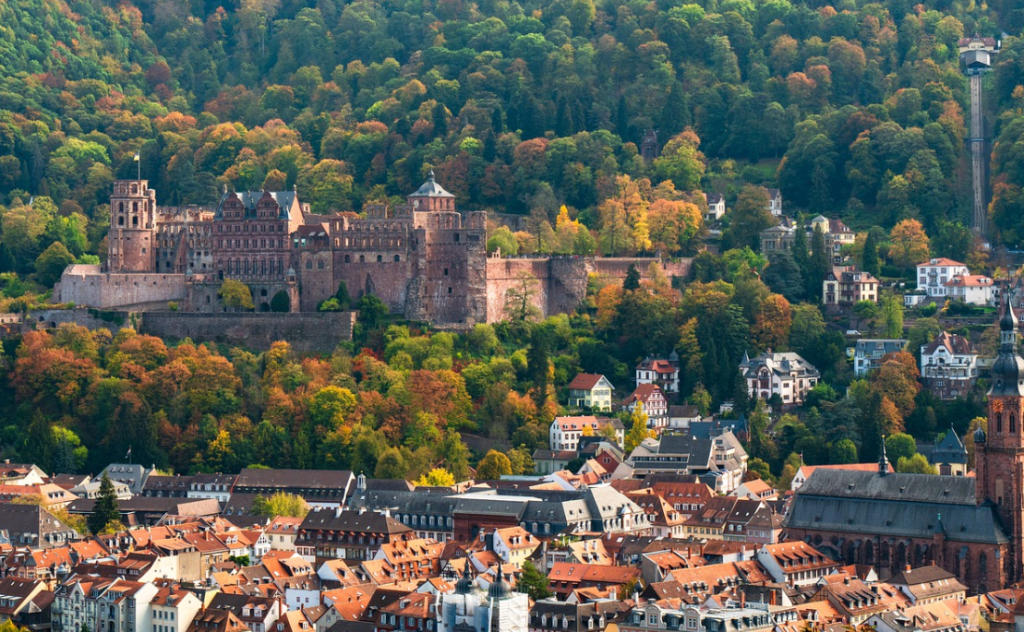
(415, 468), (456, 487)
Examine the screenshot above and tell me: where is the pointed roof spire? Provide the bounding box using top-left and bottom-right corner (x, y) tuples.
(879, 435), (889, 476)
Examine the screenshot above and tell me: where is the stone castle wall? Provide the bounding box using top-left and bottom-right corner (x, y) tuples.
(140, 312), (356, 351)
(57, 265), (187, 308)
(484, 256), (693, 323)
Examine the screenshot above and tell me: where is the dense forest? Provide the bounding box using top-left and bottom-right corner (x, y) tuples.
(0, 0), (1019, 481)
(0, 0), (1023, 272)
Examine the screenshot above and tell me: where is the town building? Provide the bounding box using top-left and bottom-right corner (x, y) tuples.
(233, 469), (354, 508)
(917, 259), (971, 299)
(435, 566), (528, 632)
(789, 462), (893, 492)
(920, 331), (978, 400)
(944, 274), (996, 306)
(809, 215), (856, 264)
(635, 356), (680, 394)
(296, 508), (413, 565)
(926, 428), (969, 476)
(759, 225), (793, 254)
(622, 385), (668, 429)
(705, 194), (725, 222)
(549, 417), (623, 452)
(187, 474), (237, 503)
(566, 374), (614, 412)
(741, 351), (820, 406)
(628, 432), (748, 494)
(853, 339), (908, 377)
(822, 267), (879, 310)
(766, 189), (783, 216)
(755, 542), (840, 586)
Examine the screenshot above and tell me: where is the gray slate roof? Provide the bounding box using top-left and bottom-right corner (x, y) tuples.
(786, 470), (1007, 545)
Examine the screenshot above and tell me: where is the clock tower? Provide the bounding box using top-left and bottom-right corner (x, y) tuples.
(976, 292), (1024, 581)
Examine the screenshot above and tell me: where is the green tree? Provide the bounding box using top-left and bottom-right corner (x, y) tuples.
(220, 280), (254, 310)
(271, 290), (291, 312)
(251, 492), (310, 518)
(487, 227), (519, 255)
(861, 228), (881, 277)
(829, 438), (858, 464)
(723, 186), (776, 250)
(879, 292), (904, 338)
(88, 473), (120, 535)
(374, 447), (408, 479)
(897, 453), (937, 474)
(356, 294), (388, 329)
(35, 242), (75, 288)
(477, 450), (512, 479)
(518, 560), (553, 600)
(885, 433), (917, 464)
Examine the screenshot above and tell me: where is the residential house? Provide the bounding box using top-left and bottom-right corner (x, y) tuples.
(265, 517), (302, 553)
(766, 188), (783, 216)
(623, 601), (777, 632)
(865, 599), (969, 632)
(141, 476), (193, 498)
(185, 609), (251, 632)
(628, 432), (748, 494)
(296, 509), (413, 564)
(101, 464), (152, 496)
(636, 357), (680, 394)
(53, 575), (158, 632)
(372, 538), (442, 583)
(889, 566), (968, 605)
(745, 506), (784, 544)
(926, 428), (969, 476)
(70, 480), (132, 501)
(566, 374), (614, 413)
(760, 225), (794, 254)
(531, 451), (576, 476)
(944, 274), (996, 306)
(207, 593), (282, 632)
(150, 585), (204, 632)
(705, 194), (726, 222)
(0, 504), (79, 549)
(546, 563), (641, 600)
(0, 464), (48, 487)
(622, 385), (668, 430)
(822, 267), (879, 310)
(917, 259), (970, 298)
(490, 528), (538, 568)
(854, 339), (908, 377)
(529, 600), (630, 632)
(920, 331), (978, 399)
(809, 215), (855, 264)
(742, 351), (820, 406)
(666, 406), (701, 431)
(755, 542), (840, 586)
(188, 474), (237, 503)
(0, 577), (51, 631)
(549, 417), (624, 452)
(818, 576), (908, 625)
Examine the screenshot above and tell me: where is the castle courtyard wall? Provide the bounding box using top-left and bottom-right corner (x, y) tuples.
(57, 265), (187, 308)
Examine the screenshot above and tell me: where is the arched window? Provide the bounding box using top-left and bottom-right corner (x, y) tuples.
(306, 260), (313, 269)
(132, 216), (139, 227)
(998, 413), (1003, 433)
(118, 216), (125, 226)
(318, 260), (325, 269)
(1012, 413), (1017, 434)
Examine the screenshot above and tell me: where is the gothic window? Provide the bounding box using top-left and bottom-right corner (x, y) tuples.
(998, 413), (1003, 433)
(318, 261), (325, 269)
(1012, 413), (1017, 434)
(118, 216), (124, 226)
(394, 255), (401, 262)
(306, 260), (312, 270)
(133, 216), (139, 227)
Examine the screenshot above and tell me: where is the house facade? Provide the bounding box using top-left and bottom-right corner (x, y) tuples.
(741, 351), (820, 406)
(917, 258), (970, 298)
(822, 267), (878, 310)
(853, 339), (907, 376)
(920, 331), (978, 399)
(566, 374), (614, 412)
(635, 357), (680, 394)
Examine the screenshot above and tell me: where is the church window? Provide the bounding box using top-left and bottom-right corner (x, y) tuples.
(377, 255), (382, 262)
(998, 413), (1003, 433)
(318, 261), (325, 269)
(306, 261), (312, 270)
(394, 255), (400, 262)
(1013, 414), (1017, 433)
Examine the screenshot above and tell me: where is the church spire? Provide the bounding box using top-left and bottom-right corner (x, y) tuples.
(879, 436), (889, 476)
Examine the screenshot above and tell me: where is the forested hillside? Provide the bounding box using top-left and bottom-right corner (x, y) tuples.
(0, 0), (1021, 280)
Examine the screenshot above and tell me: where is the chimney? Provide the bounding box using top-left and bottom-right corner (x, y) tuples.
(740, 591), (745, 609)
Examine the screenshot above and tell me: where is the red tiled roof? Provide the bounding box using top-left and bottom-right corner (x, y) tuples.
(568, 374), (607, 390)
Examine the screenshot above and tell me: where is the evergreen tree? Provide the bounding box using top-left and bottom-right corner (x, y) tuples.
(527, 329), (550, 409)
(518, 560), (553, 600)
(88, 473), (120, 535)
(623, 264), (641, 291)
(862, 228), (881, 276)
(807, 225), (830, 300)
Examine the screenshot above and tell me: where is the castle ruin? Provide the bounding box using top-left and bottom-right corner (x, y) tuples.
(58, 175), (689, 325)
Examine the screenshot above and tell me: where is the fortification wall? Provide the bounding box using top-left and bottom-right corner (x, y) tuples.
(330, 254), (413, 315)
(140, 312), (356, 351)
(485, 258), (552, 323)
(588, 257), (692, 280)
(57, 266), (187, 308)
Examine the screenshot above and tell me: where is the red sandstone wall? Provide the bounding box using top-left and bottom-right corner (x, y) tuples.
(485, 259), (551, 323)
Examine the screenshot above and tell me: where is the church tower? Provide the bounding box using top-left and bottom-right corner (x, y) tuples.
(107, 180), (157, 272)
(976, 291), (1024, 580)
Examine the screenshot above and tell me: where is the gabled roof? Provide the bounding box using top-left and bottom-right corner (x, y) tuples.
(567, 374), (610, 391)
(944, 274), (993, 287)
(922, 331), (975, 356)
(917, 258), (967, 268)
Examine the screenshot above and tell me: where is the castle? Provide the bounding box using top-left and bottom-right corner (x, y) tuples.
(58, 175), (689, 325)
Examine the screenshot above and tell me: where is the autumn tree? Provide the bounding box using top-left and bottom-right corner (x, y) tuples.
(624, 402), (652, 453)
(897, 454), (937, 474)
(416, 468), (456, 487)
(252, 492), (310, 518)
(888, 220), (930, 269)
(752, 294), (792, 352)
(220, 280), (254, 311)
(869, 351), (920, 419)
(477, 450), (512, 479)
(504, 271), (541, 323)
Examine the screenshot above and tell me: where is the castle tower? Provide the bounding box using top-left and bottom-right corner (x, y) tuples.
(108, 180), (157, 272)
(976, 291), (1024, 581)
(407, 170), (455, 213)
(640, 129), (660, 163)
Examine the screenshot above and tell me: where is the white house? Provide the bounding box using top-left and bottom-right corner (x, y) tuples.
(766, 188), (783, 216)
(265, 516), (302, 552)
(920, 331), (978, 400)
(755, 542), (839, 586)
(148, 586), (203, 632)
(741, 351), (820, 406)
(622, 384), (669, 429)
(917, 258), (970, 298)
(636, 355), (680, 394)
(944, 274), (996, 306)
(187, 473), (236, 503)
(705, 193), (726, 222)
(490, 527), (539, 568)
(549, 416), (624, 452)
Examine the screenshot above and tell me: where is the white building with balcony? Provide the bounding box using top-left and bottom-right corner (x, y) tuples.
(917, 258), (970, 298)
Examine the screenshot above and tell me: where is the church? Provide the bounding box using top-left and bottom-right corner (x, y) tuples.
(785, 295), (1024, 593)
